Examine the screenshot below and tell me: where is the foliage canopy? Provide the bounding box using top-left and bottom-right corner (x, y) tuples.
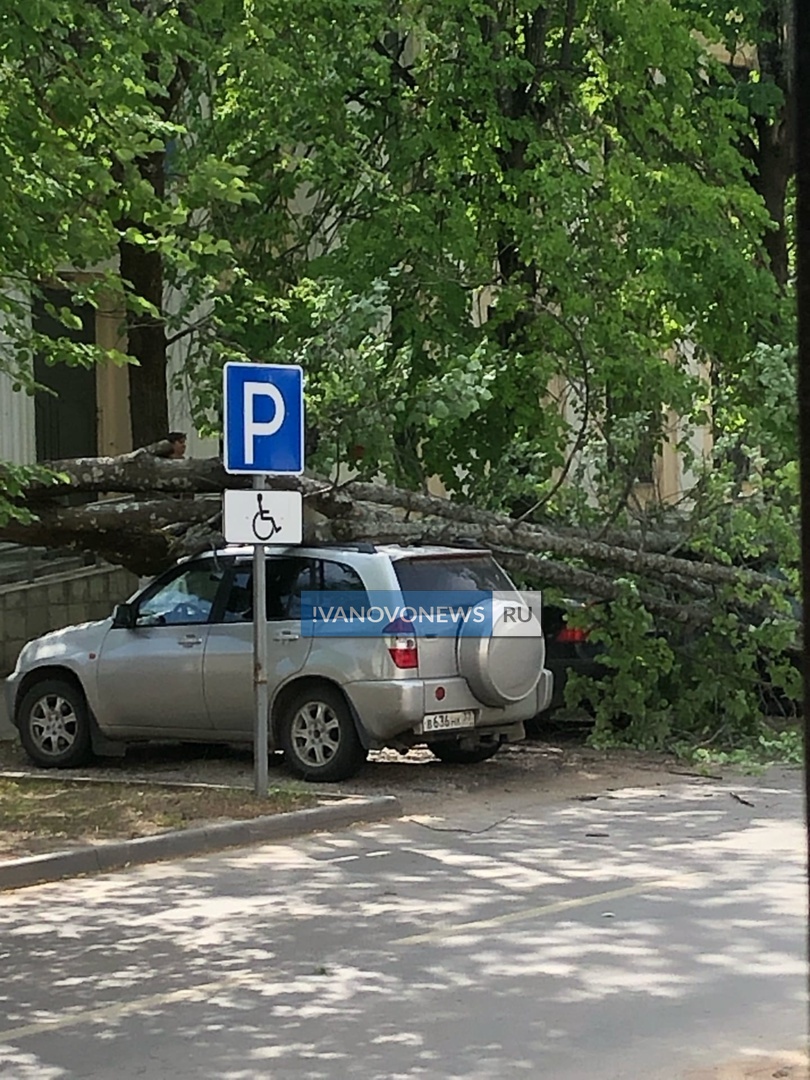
(0, 0), (799, 754)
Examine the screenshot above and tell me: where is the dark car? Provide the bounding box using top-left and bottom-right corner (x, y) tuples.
(529, 566), (802, 735)
(523, 595), (605, 734)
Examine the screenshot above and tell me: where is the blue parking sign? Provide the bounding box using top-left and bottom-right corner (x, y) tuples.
(223, 363), (305, 475)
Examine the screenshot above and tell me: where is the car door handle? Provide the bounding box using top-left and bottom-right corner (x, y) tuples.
(273, 629), (300, 642)
(178, 634), (203, 647)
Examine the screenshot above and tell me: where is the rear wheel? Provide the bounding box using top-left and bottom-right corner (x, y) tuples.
(18, 678), (93, 769)
(278, 685), (368, 782)
(428, 739), (501, 765)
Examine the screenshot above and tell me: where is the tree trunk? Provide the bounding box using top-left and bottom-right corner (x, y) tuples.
(5, 455), (798, 638)
(754, 112), (793, 289)
(120, 149), (169, 448)
(751, 0), (795, 290)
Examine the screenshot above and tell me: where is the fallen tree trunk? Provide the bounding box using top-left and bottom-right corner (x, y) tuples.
(0, 497), (221, 576)
(20, 455), (689, 553)
(15, 454), (792, 589)
(0, 454), (798, 641)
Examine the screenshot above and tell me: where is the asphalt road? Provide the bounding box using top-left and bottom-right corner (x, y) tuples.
(0, 768), (806, 1079)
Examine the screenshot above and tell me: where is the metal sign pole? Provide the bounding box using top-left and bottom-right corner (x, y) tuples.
(223, 362), (304, 798)
(253, 474), (269, 797)
(795, 0), (810, 1035)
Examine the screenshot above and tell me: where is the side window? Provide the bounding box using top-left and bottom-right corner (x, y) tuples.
(137, 564), (223, 626)
(308, 558), (369, 616)
(315, 559), (367, 593)
(221, 568), (253, 623)
(220, 558), (314, 622)
(268, 557), (313, 619)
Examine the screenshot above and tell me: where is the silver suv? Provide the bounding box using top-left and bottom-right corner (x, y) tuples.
(5, 543), (553, 782)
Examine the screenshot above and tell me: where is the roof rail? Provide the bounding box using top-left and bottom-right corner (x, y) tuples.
(310, 541), (377, 554)
(398, 537), (488, 551)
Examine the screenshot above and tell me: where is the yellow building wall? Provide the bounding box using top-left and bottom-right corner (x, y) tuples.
(94, 301), (132, 456)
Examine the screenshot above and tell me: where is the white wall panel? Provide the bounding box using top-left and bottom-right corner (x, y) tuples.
(164, 282), (218, 458)
(0, 374), (35, 464)
(0, 288), (35, 465)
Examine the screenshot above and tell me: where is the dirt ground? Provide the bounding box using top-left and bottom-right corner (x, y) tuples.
(0, 721), (715, 823)
(683, 1052), (809, 1079)
(0, 774), (317, 860)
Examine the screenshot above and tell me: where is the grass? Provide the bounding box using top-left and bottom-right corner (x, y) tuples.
(0, 776), (318, 860)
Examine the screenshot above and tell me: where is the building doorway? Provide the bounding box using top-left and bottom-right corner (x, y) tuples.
(32, 288), (98, 461)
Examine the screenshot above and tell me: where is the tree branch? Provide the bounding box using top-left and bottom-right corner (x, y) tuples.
(6, 455), (795, 614)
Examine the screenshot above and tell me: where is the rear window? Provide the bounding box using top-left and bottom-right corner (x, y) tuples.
(393, 555), (514, 592)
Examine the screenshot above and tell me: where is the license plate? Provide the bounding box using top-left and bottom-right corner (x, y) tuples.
(421, 711), (476, 733)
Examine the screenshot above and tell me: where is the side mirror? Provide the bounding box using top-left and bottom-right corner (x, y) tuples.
(112, 603), (136, 629)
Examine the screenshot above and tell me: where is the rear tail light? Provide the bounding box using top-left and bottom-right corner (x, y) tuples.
(556, 625), (590, 644)
(384, 618), (418, 669)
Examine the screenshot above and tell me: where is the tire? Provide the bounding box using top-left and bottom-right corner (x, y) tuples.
(428, 739), (502, 765)
(278, 685), (367, 782)
(17, 678), (93, 769)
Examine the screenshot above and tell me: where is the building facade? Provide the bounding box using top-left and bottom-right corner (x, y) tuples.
(0, 278), (217, 466)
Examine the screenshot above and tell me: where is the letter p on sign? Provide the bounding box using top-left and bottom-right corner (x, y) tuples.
(223, 362), (304, 475)
(244, 382), (285, 464)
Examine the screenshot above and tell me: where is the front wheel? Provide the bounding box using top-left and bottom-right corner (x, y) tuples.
(278, 685), (367, 782)
(428, 739), (501, 765)
(18, 678), (93, 768)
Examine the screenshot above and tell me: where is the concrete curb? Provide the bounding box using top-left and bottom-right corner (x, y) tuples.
(0, 794), (402, 893)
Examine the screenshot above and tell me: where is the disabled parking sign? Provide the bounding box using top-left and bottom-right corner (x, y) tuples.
(222, 489), (303, 545)
(223, 362), (304, 474)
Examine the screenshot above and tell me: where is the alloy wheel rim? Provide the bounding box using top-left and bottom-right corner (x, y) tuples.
(291, 701), (341, 767)
(29, 695), (78, 757)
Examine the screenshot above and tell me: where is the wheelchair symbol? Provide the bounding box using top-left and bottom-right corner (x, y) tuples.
(252, 493), (282, 541)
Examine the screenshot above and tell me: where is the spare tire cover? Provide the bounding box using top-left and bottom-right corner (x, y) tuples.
(457, 596), (544, 707)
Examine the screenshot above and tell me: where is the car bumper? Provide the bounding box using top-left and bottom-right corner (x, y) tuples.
(545, 656), (605, 711)
(536, 668), (553, 713)
(344, 670), (554, 744)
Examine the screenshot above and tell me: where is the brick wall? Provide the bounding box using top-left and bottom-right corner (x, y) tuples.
(0, 566), (139, 675)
